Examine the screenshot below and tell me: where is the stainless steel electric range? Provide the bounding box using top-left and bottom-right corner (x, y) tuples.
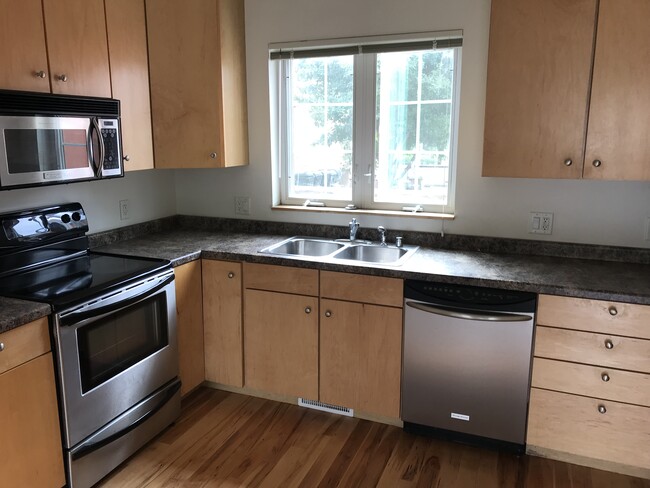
(0, 203), (180, 488)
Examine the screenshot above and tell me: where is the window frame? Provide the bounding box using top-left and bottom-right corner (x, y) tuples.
(275, 35), (462, 215)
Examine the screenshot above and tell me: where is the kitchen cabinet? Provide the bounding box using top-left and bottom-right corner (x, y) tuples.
(174, 261), (205, 396)
(146, 0), (249, 168)
(243, 263), (319, 399)
(105, 0), (154, 171)
(483, 0), (650, 181)
(0, 318), (66, 487)
(0, 0), (111, 97)
(527, 295), (650, 478)
(319, 272), (403, 419)
(202, 259), (243, 387)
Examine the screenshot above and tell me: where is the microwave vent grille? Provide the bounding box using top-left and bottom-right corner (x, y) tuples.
(0, 89), (119, 117)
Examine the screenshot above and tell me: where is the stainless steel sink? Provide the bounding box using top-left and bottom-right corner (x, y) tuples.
(260, 236), (418, 266)
(332, 244), (410, 264)
(260, 237), (345, 257)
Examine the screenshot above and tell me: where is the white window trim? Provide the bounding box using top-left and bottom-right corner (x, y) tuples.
(273, 32), (462, 215)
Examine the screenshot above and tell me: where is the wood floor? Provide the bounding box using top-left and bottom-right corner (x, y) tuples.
(99, 388), (650, 488)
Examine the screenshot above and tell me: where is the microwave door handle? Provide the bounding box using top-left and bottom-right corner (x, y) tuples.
(90, 117), (105, 177)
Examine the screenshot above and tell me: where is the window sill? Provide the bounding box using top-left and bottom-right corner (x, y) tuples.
(272, 205), (455, 220)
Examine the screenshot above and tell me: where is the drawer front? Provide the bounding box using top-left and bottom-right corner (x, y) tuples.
(0, 318), (50, 375)
(527, 388), (650, 469)
(243, 262), (318, 296)
(535, 326), (650, 373)
(538, 295), (650, 339)
(532, 357), (650, 407)
(320, 271), (403, 307)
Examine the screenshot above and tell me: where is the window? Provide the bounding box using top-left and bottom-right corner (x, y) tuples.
(272, 33), (462, 214)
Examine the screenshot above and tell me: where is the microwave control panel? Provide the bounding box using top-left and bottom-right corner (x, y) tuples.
(99, 119), (121, 172)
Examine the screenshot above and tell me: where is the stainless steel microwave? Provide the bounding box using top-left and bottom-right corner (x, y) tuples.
(0, 90), (123, 190)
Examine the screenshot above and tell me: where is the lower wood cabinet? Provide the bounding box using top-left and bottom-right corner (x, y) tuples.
(320, 298), (402, 418)
(174, 260), (205, 396)
(244, 288), (319, 399)
(0, 319), (65, 487)
(203, 259), (243, 387)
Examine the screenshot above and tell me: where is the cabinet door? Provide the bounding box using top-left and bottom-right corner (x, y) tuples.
(482, 0), (597, 178)
(203, 260), (243, 387)
(583, 0), (650, 181)
(42, 0), (111, 97)
(244, 289), (318, 399)
(105, 0), (154, 171)
(174, 261), (205, 396)
(146, 0), (222, 168)
(0, 354), (65, 488)
(320, 299), (402, 418)
(0, 0), (50, 92)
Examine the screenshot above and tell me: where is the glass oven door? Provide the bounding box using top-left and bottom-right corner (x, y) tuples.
(0, 115), (96, 188)
(54, 271), (178, 449)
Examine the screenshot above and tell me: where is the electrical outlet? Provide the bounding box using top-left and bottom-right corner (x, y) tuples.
(119, 199), (130, 221)
(529, 212), (553, 235)
(234, 196), (251, 216)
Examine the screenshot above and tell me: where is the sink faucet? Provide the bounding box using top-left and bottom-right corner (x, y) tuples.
(377, 226), (387, 246)
(349, 218), (360, 241)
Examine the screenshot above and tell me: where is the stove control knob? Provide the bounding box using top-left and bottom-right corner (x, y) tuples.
(72, 212), (81, 222)
(61, 213), (71, 224)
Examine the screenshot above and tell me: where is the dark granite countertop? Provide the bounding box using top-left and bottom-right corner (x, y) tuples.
(93, 229), (650, 305)
(0, 297), (51, 334)
(4, 226), (650, 333)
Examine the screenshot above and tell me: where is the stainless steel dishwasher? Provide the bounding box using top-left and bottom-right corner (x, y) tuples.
(402, 280), (536, 453)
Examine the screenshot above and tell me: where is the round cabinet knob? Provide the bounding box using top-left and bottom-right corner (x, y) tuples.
(598, 405), (607, 414)
(210, 152), (217, 159)
(592, 159), (602, 168)
(227, 272), (235, 279)
(325, 311), (332, 318)
(601, 372), (610, 382)
(35, 70), (47, 79)
(0, 342), (4, 352)
(604, 339), (614, 350)
(57, 74), (68, 82)
(608, 306), (618, 316)
(305, 306), (312, 314)
(564, 159), (573, 167)
(123, 155), (131, 162)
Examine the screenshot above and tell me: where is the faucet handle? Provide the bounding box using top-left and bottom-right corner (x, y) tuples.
(395, 236), (403, 248)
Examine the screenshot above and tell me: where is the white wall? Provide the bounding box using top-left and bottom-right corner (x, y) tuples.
(0, 170), (176, 233)
(173, 0), (650, 248)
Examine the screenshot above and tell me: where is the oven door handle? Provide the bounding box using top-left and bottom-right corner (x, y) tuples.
(405, 300), (532, 322)
(71, 380), (181, 461)
(59, 272), (174, 327)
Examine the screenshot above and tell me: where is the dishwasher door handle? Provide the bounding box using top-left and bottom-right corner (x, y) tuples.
(405, 301), (532, 322)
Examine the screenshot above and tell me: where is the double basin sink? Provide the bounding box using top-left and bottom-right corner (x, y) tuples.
(260, 236), (419, 266)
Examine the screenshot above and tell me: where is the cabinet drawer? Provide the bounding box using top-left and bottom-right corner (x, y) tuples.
(527, 388), (650, 470)
(538, 295), (650, 339)
(320, 271), (403, 307)
(532, 357), (650, 407)
(243, 263), (318, 296)
(0, 318), (50, 375)
(534, 326), (650, 373)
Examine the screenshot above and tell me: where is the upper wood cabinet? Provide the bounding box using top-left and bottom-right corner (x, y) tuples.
(483, 0), (596, 179)
(105, 0), (154, 171)
(0, 0), (50, 92)
(146, 0), (249, 169)
(483, 0), (650, 181)
(42, 0), (112, 97)
(0, 0), (111, 96)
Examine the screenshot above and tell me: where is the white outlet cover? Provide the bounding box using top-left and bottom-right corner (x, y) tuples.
(529, 212), (553, 235)
(234, 196), (251, 216)
(119, 199), (130, 220)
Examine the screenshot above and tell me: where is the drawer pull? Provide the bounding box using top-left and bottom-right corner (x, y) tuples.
(598, 404), (607, 414)
(325, 310), (332, 318)
(305, 307), (312, 314)
(604, 339), (614, 349)
(608, 306), (618, 316)
(0, 342), (4, 352)
(601, 372), (610, 382)
(227, 272), (235, 279)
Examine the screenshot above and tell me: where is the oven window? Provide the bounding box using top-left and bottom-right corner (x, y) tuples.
(77, 294), (168, 393)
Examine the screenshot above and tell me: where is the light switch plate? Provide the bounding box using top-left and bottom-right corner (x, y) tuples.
(529, 212), (553, 235)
